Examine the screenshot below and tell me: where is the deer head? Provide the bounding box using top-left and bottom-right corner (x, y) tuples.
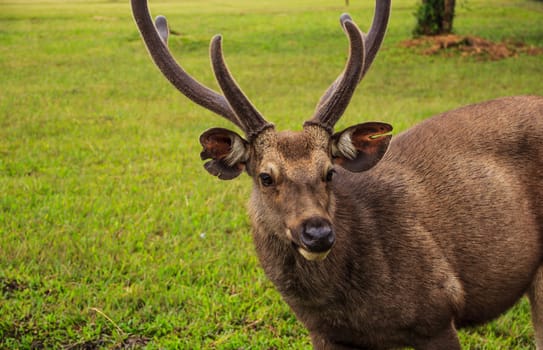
(132, 0), (392, 261)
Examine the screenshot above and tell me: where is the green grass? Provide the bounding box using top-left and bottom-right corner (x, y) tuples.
(1, 0), (542, 348)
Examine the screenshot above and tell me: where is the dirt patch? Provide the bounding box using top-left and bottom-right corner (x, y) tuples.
(401, 34), (543, 61)
(0, 277), (28, 295)
(115, 335), (151, 349)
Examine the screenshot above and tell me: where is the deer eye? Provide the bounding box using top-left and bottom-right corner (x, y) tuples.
(325, 168), (336, 182)
(259, 173), (274, 187)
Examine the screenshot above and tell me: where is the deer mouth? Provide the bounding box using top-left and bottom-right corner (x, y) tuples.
(297, 247), (332, 261)
(286, 226), (334, 262)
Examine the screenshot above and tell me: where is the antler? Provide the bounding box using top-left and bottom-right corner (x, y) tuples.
(307, 0), (391, 132)
(131, 0), (272, 138)
(210, 36), (273, 141)
(362, 0), (391, 79)
(305, 14), (365, 133)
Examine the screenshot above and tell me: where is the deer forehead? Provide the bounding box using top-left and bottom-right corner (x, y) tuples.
(254, 128), (331, 179)
(277, 130), (326, 157)
(254, 126), (329, 154)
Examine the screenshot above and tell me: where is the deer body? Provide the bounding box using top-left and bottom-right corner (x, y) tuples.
(132, 0), (543, 347)
(251, 96), (543, 348)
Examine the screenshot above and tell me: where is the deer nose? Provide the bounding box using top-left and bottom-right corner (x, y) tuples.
(300, 217), (335, 253)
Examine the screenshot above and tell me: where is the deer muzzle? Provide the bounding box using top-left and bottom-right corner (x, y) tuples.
(293, 217), (335, 261)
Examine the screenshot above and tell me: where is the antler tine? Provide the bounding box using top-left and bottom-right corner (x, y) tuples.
(362, 0), (391, 79)
(313, 14), (361, 112)
(311, 1), (391, 131)
(154, 16), (169, 45)
(210, 35), (273, 141)
(131, 0), (243, 129)
(305, 16), (365, 133)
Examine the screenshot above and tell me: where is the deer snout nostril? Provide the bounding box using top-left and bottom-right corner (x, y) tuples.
(300, 218), (335, 253)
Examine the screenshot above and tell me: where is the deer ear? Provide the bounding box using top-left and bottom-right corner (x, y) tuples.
(199, 128), (249, 180)
(331, 122), (392, 172)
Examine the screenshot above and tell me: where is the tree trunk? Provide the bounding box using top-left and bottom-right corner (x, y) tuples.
(414, 0), (456, 36)
(442, 0), (455, 33)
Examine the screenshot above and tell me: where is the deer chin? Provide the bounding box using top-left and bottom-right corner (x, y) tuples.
(297, 247), (331, 261)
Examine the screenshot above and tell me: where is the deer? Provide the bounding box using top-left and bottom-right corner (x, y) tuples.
(131, 0), (543, 348)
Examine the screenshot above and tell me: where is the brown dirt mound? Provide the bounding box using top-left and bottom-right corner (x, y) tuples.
(401, 34), (543, 61)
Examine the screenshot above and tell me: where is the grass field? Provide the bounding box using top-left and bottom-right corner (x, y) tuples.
(1, 0), (543, 348)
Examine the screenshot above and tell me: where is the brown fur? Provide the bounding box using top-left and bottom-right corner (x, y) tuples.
(249, 96), (543, 349)
(131, 1), (543, 347)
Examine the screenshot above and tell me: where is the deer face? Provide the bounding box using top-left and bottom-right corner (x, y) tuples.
(132, 0), (392, 260)
(199, 123), (391, 261)
(252, 126), (336, 260)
